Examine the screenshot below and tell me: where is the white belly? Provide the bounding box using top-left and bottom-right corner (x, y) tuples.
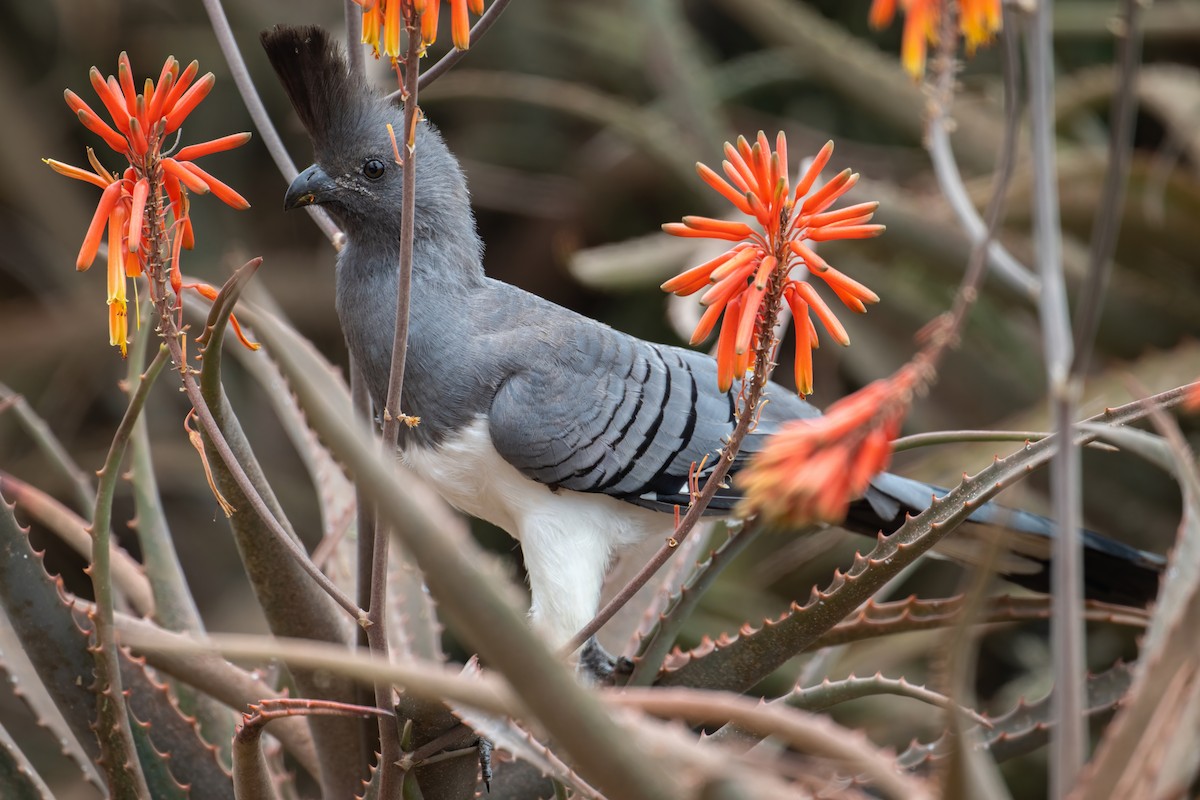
(400, 417), (673, 647)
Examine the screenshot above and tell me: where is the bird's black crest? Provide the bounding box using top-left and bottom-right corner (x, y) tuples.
(260, 25), (375, 154)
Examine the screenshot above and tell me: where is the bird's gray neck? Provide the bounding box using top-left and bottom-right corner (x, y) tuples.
(335, 221), (489, 447)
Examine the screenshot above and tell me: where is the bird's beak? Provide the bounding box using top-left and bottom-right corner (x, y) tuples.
(284, 163), (334, 211)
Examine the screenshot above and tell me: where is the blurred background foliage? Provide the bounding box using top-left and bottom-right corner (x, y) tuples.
(1, 1), (1198, 796)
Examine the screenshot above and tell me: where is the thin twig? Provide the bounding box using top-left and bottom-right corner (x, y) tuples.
(199, 0), (343, 244)
(1022, 0), (1085, 793)
(1070, 0), (1144, 374)
(370, 16), (424, 799)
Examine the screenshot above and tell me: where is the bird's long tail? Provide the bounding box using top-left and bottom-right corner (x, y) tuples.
(845, 471), (1163, 607)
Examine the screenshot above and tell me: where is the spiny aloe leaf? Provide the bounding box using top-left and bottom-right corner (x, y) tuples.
(628, 522), (771, 686)
(656, 395), (1176, 692)
(0, 496), (99, 759)
(194, 261), (367, 796)
(120, 649), (234, 799)
(810, 594), (1148, 649)
(0, 721), (54, 800)
(0, 609), (103, 790)
(897, 662), (1133, 770)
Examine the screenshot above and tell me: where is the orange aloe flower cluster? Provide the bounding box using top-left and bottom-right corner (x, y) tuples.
(869, 0), (1002, 79)
(359, 0), (485, 58)
(739, 362), (928, 526)
(46, 53), (250, 356)
(662, 133), (882, 395)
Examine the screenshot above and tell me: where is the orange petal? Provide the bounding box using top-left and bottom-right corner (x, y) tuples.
(661, 247), (739, 295)
(147, 62), (176, 124)
(117, 52), (138, 116)
(689, 300), (727, 345)
(869, 0), (897, 29)
(709, 245), (759, 282)
(162, 158), (210, 194)
(700, 261), (754, 308)
(722, 160), (752, 195)
(43, 158), (110, 190)
(109, 300), (129, 357)
(162, 60), (199, 112)
(177, 161), (250, 210)
(818, 266), (880, 305)
(107, 204), (127, 304)
(163, 73), (215, 134)
(77, 181), (124, 270)
(127, 116), (149, 156)
(174, 132), (252, 162)
(127, 178), (149, 254)
(753, 254), (777, 290)
(682, 216), (754, 239)
(783, 288), (813, 395)
(806, 224), (886, 241)
(697, 162), (753, 216)
(422, 0), (441, 45)
(662, 222), (744, 242)
(384, 0), (402, 57)
(775, 131), (789, 193)
(451, 0), (471, 49)
(724, 141), (759, 196)
(793, 141), (834, 203)
(468, 0), (484, 15)
(794, 281), (849, 346)
(716, 295), (742, 391)
(789, 239), (830, 273)
(806, 201), (879, 228)
(89, 67), (131, 135)
(735, 283), (766, 355)
(800, 169), (856, 216)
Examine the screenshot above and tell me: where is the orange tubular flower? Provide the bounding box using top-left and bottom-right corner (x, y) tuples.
(46, 53), (250, 357)
(662, 133), (883, 396)
(738, 362), (928, 526)
(358, 0), (484, 58)
(869, 0), (1002, 79)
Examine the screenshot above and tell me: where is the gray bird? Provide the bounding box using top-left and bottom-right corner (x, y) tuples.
(262, 26), (1161, 650)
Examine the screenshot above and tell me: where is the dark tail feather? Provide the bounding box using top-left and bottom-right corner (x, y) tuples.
(845, 471), (1164, 607)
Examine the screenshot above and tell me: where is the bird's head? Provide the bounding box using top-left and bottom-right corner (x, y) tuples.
(261, 25), (475, 252)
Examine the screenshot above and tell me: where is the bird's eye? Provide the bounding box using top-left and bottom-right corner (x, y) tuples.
(362, 158), (387, 180)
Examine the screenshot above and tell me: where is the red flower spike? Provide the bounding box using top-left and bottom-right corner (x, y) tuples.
(163, 73), (215, 134)
(77, 181), (124, 270)
(739, 364), (924, 526)
(54, 52), (249, 358)
(663, 133), (880, 394)
(174, 132), (252, 162)
(127, 178), (149, 254)
(871, 0), (1001, 79)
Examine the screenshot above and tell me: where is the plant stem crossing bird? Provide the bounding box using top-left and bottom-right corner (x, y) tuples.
(261, 25), (1162, 651)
